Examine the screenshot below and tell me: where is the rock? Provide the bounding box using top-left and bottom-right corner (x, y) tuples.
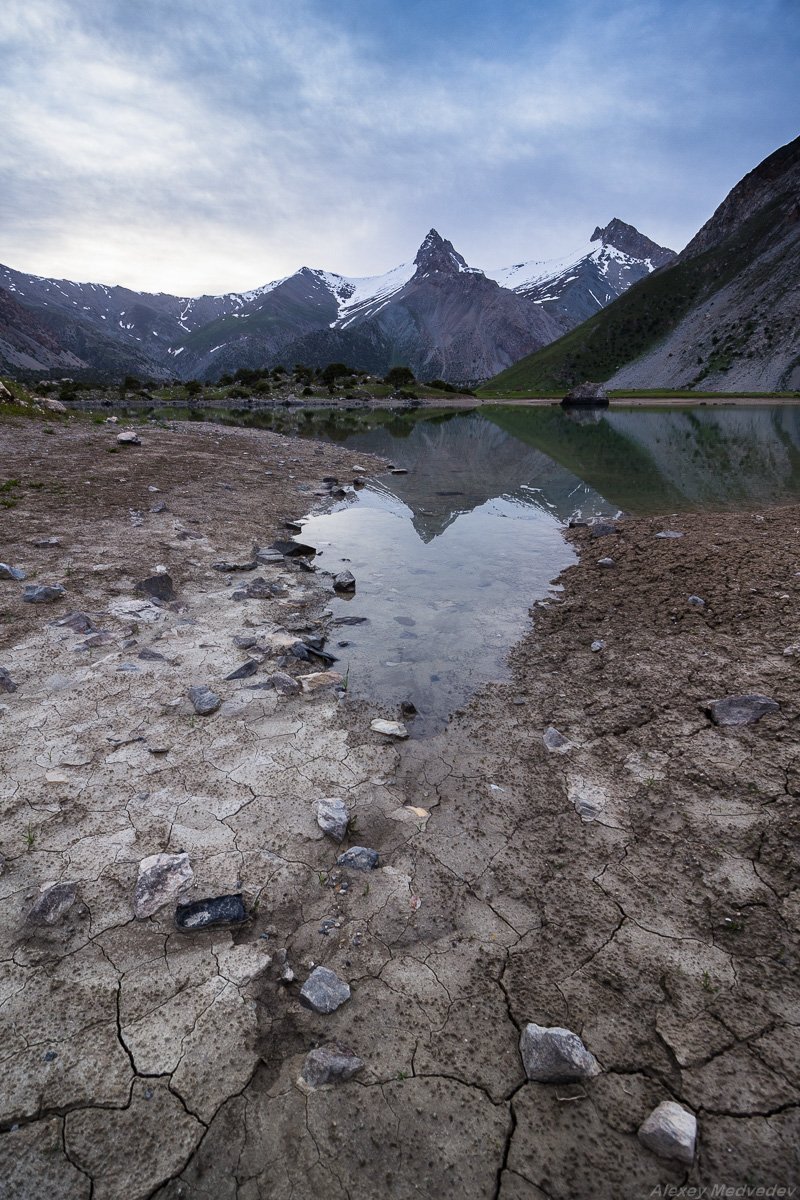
(117, 431), (141, 445)
(150, 500), (167, 513)
(519, 1023), (600, 1082)
(236, 577), (286, 600)
(106, 415), (119, 423)
(265, 671), (301, 696)
(0, 563), (26, 580)
(175, 894), (247, 931)
(333, 570), (356, 592)
(28, 881), (78, 925)
(400, 700), (418, 718)
(300, 670), (343, 693)
(638, 1101), (697, 1165)
(337, 846), (379, 871)
(561, 381), (609, 407)
(212, 560), (257, 572)
(138, 647), (167, 662)
(687, 595), (706, 608)
(0, 667), (17, 693)
(233, 634), (257, 648)
(225, 659), (259, 680)
(543, 726), (571, 752)
(299, 966), (351, 1014)
(75, 632), (114, 650)
(589, 521), (617, 538)
(332, 615), (368, 626)
(188, 686), (221, 715)
(590, 640), (606, 653)
(370, 718), (408, 738)
(135, 573), (176, 602)
(133, 852), (193, 918)
(255, 548), (285, 565)
(597, 557), (615, 568)
(33, 536), (61, 547)
(41, 397), (67, 413)
(301, 1045), (365, 1087)
(0, 381), (12, 400)
(56, 611), (94, 632)
(22, 584), (65, 603)
(314, 797), (349, 843)
(706, 694), (779, 726)
(270, 539), (316, 558)
(655, 530), (683, 539)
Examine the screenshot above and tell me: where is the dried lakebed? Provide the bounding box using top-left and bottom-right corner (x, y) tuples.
(0, 414), (798, 1198)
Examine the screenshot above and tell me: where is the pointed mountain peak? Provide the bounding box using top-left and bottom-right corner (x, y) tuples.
(414, 229), (471, 275)
(591, 219), (675, 266)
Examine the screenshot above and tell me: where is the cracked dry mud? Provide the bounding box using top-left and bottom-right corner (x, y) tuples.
(1, 418), (799, 1199)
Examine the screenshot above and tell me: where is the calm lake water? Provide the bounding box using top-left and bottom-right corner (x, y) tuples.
(291, 403), (800, 734)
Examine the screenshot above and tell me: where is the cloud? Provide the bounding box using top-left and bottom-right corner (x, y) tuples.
(0, 0), (798, 293)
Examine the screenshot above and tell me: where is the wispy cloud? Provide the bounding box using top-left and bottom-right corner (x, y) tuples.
(1, 0), (797, 293)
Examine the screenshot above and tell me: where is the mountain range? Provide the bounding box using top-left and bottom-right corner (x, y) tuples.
(481, 135), (800, 395)
(0, 221), (674, 386)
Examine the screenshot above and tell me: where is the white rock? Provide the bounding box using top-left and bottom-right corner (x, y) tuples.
(638, 1101), (697, 1164)
(520, 1023), (600, 1082)
(370, 718), (408, 739)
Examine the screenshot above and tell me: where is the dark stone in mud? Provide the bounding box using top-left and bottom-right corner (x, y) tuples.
(301, 1044), (365, 1087)
(225, 658), (259, 680)
(233, 634), (257, 648)
(256, 548), (285, 565)
(400, 700), (418, 718)
(270, 540), (316, 558)
(0, 563), (26, 580)
(28, 881), (78, 925)
(331, 615), (369, 626)
(706, 694), (779, 726)
(333, 571), (356, 592)
(188, 685), (221, 715)
(561, 381), (609, 407)
(33, 536), (61, 548)
(390, 467), (409, 475)
(266, 672), (301, 695)
(75, 632), (114, 650)
(149, 500), (167, 513)
(0, 667), (17, 693)
(135, 573), (175, 602)
(337, 846), (379, 871)
(138, 647), (167, 662)
(175, 893), (247, 931)
(55, 612), (95, 633)
(597, 557), (615, 568)
(234, 577), (287, 600)
(23, 584), (65, 603)
(212, 559), (257, 572)
(289, 642), (312, 661)
(300, 966), (351, 1014)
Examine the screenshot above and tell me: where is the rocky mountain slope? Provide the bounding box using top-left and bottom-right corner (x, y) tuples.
(0, 223), (672, 386)
(480, 136), (800, 395)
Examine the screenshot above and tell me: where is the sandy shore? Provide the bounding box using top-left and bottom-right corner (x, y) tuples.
(1, 413), (798, 1198)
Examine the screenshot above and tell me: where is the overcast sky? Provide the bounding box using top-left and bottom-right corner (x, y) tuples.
(1, 0), (798, 295)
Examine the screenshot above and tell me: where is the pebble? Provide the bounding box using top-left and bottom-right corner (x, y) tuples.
(188, 685), (222, 715)
(687, 595), (705, 608)
(314, 797), (349, 843)
(0, 667), (17, 694)
(133, 852), (193, 919)
(333, 570), (356, 592)
(117, 431), (141, 445)
(519, 1023), (601, 1082)
(0, 563), (26, 581)
(299, 966), (351, 1014)
(706, 694), (779, 726)
(336, 846), (379, 871)
(655, 530), (683, 539)
(301, 1045), (365, 1087)
(543, 726), (571, 752)
(638, 1101), (697, 1165)
(28, 881), (78, 925)
(225, 659), (259, 680)
(597, 557), (614, 568)
(370, 718), (408, 738)
(175, 894), (247, 930)
(135, 573), (176, 602)
(590, 640), (606, 652)
(23, 584), (65, 604)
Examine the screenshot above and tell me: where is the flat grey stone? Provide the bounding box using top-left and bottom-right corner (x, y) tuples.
(301, 1045), (364, 1087)
(0, 667), (17, 694)
(543, 726), (571, 753)
(28, 881), (78, 925)
(23, 584), (65, 603)
(212, 560), (257, 572)
(687, 595), (705, 608)
(337, 846), (379, 871)
(655, 530), (683, 539)
(133, 852), (193, 919)
(117, 431), (141, 445)
(0, 563), (26, 580)
(314, 797), (348, 842)
(589, 521), (617, 538)
(225, 659), (259, 680)
(638, 1101), (697, 1164)
(299, 966), (351, 1014)
(55, 611), (94, 632)
(597, 557), (614, 568)
(519, 1023), (601, 1082)
(370, 718), (408, 738)
(706, 694), (779, 726)
(188, 685), (221, 715)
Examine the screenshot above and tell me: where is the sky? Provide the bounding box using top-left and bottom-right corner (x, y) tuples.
(1, 0), (798, 296)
